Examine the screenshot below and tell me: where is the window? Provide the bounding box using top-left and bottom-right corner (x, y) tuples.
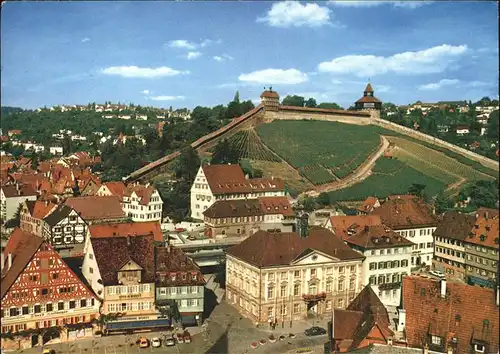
(58, 302), (64, 310)
(22, 306), (28, 315)
(338, 279), (344, 292)
(326, 281), (332, 293)
(46, 303), (53, 312)
(280, 286), (287, 297)
(267, 307), (274, 320)
(475, 344), (485, 353)
(349, 278), (355, 290)
(309, 284), (317, 295)
(293, 284), (300, 296)
(293, 303), (300, 314)
(338, 266), (344, 274)
(280, 304), (287, 316)
(10, 308), (18, 316)
(294, 270), (300, 278)
(369, 262), (377, 270)
(34, 305), (41, 313)
(89, 267), (93, 274)
(310, 269), (316, 277)
(80, 299), (87, 308)
(41, 288), (48, 296)
(431, 335), (442, 346)
(69, 301), (76, 309)
(337, 298), (344, 308)
(267, 286), (274, 299)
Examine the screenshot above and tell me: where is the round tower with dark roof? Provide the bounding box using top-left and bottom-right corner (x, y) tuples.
(355, 83), (382, 112)
(260, 87), (280, 111)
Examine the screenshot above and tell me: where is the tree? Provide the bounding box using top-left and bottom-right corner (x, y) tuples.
(305, 98), (317, 108)
(282, 95), (305, 107)
(316, 192), (330, 206)
(318, 102), (342, 110)
(30, 153), (39, 170)
(408, 183), (426, 198)
(5, 203), (22, 228)
(487, 110), (499, 139)
(460, 179), (499, 209)
(62, 135), (72, 155)
(175, 147), (200, 182)
(211, 139), (239, 165)
(156, 299), (181, 324)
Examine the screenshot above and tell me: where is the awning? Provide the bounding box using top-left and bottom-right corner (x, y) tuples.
(468, 276), (493, 287)
(106, 319), (171, 331)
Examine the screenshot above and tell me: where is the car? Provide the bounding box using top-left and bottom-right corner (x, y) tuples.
(137, 337), (150, 348)
(176, 333), (184, 343)
(304, 326), (327, 336)
(430, 270), (445, 278)
(164, 336), (176, 347)
(151, 337), (161, 348)
(43, 350), (56, 354)
(183, 332), (192, 343)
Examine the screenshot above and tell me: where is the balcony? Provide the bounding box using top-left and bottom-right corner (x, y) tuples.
(378, 282), (401, 291)
(302, 292), (326, 302)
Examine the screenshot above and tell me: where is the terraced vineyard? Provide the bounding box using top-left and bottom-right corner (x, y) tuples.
(327, 157), (447, 201)
(257, 121), (381, 184)
(227, 130), (281, 162)
(386, 136), (496, 182)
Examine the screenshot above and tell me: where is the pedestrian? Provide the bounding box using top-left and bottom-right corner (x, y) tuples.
(269, 319), (272, 330)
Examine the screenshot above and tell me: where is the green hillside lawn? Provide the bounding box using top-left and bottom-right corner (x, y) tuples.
(327, 157), (447, 202)
(257, 120), (382, 184)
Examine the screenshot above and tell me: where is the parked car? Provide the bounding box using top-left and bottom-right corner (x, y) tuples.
(43, 350), (56, 354)
(304, 326), (327, 336)
(183, 332), (192, 343)
(430, 270), (445, 278)
(176, 333), (184, 343)
(164, 336), (176, 347)
(151, 337), (161, 348)
(137, 337), (150, 348)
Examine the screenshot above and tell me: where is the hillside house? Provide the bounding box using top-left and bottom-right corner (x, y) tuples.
(456, 126), (470, 135)
(190, 164), (285, 220)
(49, 146), (64, 155)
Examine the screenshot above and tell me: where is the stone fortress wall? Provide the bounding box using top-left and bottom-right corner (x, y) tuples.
(127, 89), (498, 182)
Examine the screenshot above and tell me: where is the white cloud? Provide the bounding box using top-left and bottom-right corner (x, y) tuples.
(377, 85), (391, 93)
(468, 81), (493, 88)
(141, 89), (150, 95)
(239, 68), (308, 85)
(81, 37), (90, 43)
(168, 40), (197, 50)
(101, 66), (189, 78)
(418, 79), (460, 91)
(186, 51), (202, 60)
(257, 1), (332, 28)
(168, 38), (221, 50)
(213, 54), (234, 62)
(318, 44), (468, 77)
(149, 95), (186, 101)
(329, 0), (431, 8)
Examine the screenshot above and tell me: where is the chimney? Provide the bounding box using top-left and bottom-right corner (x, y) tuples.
(8, 253), (13, 270)
(440, 278), (446, 298)
(485, 211), (489, 220)
(45, 200), (49, 207)
(475, 213), (479, 220)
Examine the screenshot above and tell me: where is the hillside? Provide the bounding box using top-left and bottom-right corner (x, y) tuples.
(225, 120), (498, 199)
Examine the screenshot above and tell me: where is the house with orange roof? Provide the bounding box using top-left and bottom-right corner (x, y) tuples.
(19, 200), (57, 236)
(190, 163), (285, 220)
(396, 275), (499, 353)
(463, 208), (499, 288)
(1, 184), (38, 224)
(357, 197), (381, 215)
(96, 182), (163, 222)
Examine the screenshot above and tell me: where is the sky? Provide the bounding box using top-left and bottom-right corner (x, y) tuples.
(1, 1), (498, 110)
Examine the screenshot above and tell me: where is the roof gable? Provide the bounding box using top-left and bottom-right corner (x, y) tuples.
(291, 249), (340, 265)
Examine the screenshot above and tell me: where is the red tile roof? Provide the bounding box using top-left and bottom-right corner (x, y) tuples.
(227, 227), (364, 268)
(358, 197), (380, 213)
(364, 83), (374, 93)
(260, 90), (279, 99)
(433, 211), (476, 241)
(64, 195), (126, 221)
(328, 215), (382, 238)
(356, 95), (382, 104)
(203, 196), (293, 218)
(24, 200), (57, 219)
(1, 184), (37, 198)
(90, 234), (155, 286)
(344, 224), (414, 250)
(466, 208), (499, 249)
(202, 164), (285, 195)
(101, 181), (127, 199)
(1, 229), (43, 299)
(88, 221), (163, 243)
(401, 275), (499, 353)
(124, 183), (156, 205)
(371, 196), (438, 230)
(155, 247), (205, 287)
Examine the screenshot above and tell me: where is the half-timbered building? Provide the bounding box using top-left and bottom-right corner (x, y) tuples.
(42, 205), (88, 257)
(20, 200), (57, 236)
(0, 229), (99, 351)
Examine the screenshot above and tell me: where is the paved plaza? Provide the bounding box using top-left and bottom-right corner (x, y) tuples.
(13, 301), (330, 354)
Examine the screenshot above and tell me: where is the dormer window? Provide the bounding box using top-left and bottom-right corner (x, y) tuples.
(431, 335), (442, 346)
(475, 344), (485, 353)
(479, 235), (486, 242)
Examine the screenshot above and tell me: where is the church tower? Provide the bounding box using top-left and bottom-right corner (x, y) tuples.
(355, 83), (382, 111)
(260, 87), (280, 111)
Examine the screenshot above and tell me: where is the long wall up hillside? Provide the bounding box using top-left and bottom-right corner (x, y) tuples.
(126, 100), (498, 182)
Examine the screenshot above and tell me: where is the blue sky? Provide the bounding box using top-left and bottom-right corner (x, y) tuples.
(1, 1), (498, 110)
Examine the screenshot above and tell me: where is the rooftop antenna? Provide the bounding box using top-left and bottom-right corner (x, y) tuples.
(270, 86), (273, 92)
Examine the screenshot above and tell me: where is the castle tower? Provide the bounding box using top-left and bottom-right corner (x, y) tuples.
(260, 87), (280, 111)
(355, 82), (382, 111)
